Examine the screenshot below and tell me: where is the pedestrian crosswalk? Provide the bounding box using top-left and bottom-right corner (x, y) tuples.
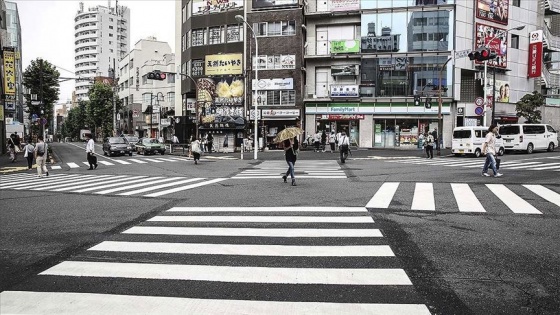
(48, 156), (203, 170)
(0, 173), (227, 197)
(0, 206), (431, 314)
(384, 156), (560, 171)
(366, 182), (560, 215)
(231, 160), (346, 179)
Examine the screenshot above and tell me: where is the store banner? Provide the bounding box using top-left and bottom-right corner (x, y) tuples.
(331, 0), (359, 11)
(252, 0), (298, 9)
(3, 49), (16, 95)
(205, 54), (242, 75)
(251, 78), (293, 90)
(261, 109), (300, 117)
(330, 85), (359, 98)
(476, 0), (509, 25)
(192, 0), (244, 15)
(528, 30), (543, 78)
(331, 65), (358, 76)
(330, 40), (360, 54)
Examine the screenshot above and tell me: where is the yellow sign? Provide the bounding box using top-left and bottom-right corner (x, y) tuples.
(0, 105), (4, 121)
(3, 50), (16, 95)
(205, 53), (242, 76)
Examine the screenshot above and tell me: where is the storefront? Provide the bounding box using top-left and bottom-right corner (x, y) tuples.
(305, 102), (451, 149)
(251, 109), (301, 150)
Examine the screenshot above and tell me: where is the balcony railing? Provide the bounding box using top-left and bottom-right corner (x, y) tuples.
(541, 24), (560, 51)
(542, 0), (560, 14)
(542, 61), (560, 88)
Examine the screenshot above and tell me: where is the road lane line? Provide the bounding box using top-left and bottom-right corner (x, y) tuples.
(97, 161), (114, 165)
(127, 159), (148, 164)
(40, 261), (413, 285)
(142, 158), (164, 163)
(69, 176), (154, 192)
(451, 183), (486, 212)
(523, 185), (560, 207)
(0, 291), (432, 315)
(89, 241), (395, 257)
(67, 162), (81, 168)
(147, 215), (373, 223)
(486, 184), (542, 214)
(123, 226), (383, 237)
(2, 175), (82, 189)
(94, 177), (178, 194)
(32, 175), (115, 191)
(117, 178), (203, 196)
(366, 182), (400, 209)
(51, 175), (132, 191)
(144, 178), (228, 197)
(411, 183), (435, 211)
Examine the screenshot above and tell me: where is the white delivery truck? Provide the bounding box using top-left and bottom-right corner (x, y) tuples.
(452, 126), (504, 157)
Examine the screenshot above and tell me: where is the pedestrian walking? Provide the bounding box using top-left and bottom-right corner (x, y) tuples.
(338, 131), (350, 163)
(7, 137), (17, 162)
(482, 124), (503, 177)
(281, 136), (298, 186)
(85, 133), (98, 170)
(22, 139), (35, 170)
(206, 133), (214, 153)
(321, 130), (327, 152)
(432, 128), (439, 150)
(328, 131), (336, 153)
(424, 132), (434, 159)
(191, 137), (202, 164)
(313, 131), (321, 152)
(34, 136), (49, 177)
(335, 130), (342, 151)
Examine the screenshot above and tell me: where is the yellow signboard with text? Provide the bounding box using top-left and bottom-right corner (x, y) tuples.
(3, 50), (16, 95)
(205, 53), (242, 76)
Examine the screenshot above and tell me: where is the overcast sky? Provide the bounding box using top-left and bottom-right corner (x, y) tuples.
(13, 0), (176, 102)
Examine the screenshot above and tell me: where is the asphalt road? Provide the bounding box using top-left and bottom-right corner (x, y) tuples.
(0, 142), (559, 314)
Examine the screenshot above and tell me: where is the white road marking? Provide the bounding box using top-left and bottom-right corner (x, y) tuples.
(123, 226), (383, 237)
(411, 183), (435, 211)
(451, 183), (486, 212)
(127, 158), (148, 164)
(148, 215), (373, 223)
(144, 178), (228, 197)
(523, 185), (560, 208)
(167, 206), (368, 213)
(366, 182), (400, 209)
(486, 184), (542, 214)
(117, 178), (203, 196)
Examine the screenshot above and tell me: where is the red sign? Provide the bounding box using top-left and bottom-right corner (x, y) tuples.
(528, 30), (543, 78)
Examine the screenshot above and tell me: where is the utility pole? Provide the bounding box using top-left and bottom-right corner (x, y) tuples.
(112, 58), (116, 136)
(39, 59), (45, 142)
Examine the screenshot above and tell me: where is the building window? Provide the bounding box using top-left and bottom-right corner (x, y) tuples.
(109, 33), (113, 37)
(110, 18), (113, 22)
(142, 93), (152, 104)
(182, 34), (185, 52)
(254, 90), (296, 106)
(252, 54), (295, 70)
(209, 26), (223, 44)
(511, 34), (519, 49)
(512, 0), (520, 7)
(182, 5), (186, 23)
(109, 25), (113, 29)
(192, 28), (206, 46)
(167, 92), (175, 104)
(227, 24), (242, 42)
(254, 20), (296, 37)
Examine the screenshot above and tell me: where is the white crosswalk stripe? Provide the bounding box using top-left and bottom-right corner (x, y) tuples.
(232, 160), (346, 179)
(0, 174), (227, 197)
(0, 206), (431, 314)
(386, 157), (560, 171)
(366, 182), (560, 215)
(44, 156), (196, 170)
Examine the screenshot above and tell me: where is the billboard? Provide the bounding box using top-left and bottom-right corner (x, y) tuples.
(192, 0), (244, 15)
(528, 30), (543, 78)
(3, 49), (16, 95)
(196, 77), (246, 128)
(252, 0), (298, 9)
(476, 0), (509, 25)
(205, 53), (242, 75)
(475, 23), (508, 68)
(331, 65), (358, 76)
(330, 40), (360, 54)
(331, 0), (359, 11)
(330, 85), (359, 98)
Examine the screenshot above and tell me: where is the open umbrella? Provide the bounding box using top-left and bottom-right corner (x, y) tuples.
(273, 127), (303, 143)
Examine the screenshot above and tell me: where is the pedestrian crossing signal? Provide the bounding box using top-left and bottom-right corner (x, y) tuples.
(424, 96), (432, 109)
(147, 71), (167, 81)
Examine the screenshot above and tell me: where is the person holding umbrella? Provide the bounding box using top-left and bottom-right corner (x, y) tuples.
(274, 127), (302, 186)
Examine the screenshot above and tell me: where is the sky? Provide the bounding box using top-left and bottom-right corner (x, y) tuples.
(13, 0), (176, 102)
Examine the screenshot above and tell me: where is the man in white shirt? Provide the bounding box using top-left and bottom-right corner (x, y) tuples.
(85, 133), (98, 170)
(338, 131), (350, 163)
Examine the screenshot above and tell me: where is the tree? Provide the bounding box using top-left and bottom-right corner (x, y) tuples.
(64, 100), (89, 140)
(22, 58), (60, 136)
(516, 91), (543, 123)
(87, 82), (122, 138)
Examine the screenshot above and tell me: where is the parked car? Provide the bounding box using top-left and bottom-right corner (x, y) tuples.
(452, 126), (504, 157)
(123, 136), (139, 151)
(135, 138), (166, 155)
(500, 124), (558, 153)
(103, 137), (133, 156)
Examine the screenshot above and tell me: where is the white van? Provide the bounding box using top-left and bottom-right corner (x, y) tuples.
(499, 124), (558, 153)
(452, 126), (505, 157)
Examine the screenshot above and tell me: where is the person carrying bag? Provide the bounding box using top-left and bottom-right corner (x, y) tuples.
(338, 131), (350, 164)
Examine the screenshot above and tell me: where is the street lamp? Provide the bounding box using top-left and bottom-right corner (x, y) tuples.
(235, 14), (259, 160)
(482, 25), (525, 126)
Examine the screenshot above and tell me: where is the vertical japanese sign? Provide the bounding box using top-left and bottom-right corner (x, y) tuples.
(528, 30), (543, 78)
(3, 49), (16, 95)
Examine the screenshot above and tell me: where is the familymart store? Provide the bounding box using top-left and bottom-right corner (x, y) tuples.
(304, 102), (452, 149)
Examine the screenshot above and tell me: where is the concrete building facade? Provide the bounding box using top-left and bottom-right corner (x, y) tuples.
(74, 1), (130, 100)
(117, 38), (175, 139)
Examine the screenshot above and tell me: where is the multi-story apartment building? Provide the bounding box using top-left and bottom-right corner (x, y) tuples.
(117, 37), (175, 139)
(177, 0), (560, 150)
(74, 1), (130, 100)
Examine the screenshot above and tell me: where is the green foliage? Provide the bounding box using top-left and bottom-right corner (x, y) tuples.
(87, 82), (122, 138)
(515, 91), (543, 123)
(22, 58), (60, 128)
(64, 100), (89, 139)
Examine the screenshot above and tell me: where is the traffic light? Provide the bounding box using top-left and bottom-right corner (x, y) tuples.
(468, 48), (497, 62)
(414, 95), (421, 106)
(424, 96), (432, 109)
(147, 71), (167, 81)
